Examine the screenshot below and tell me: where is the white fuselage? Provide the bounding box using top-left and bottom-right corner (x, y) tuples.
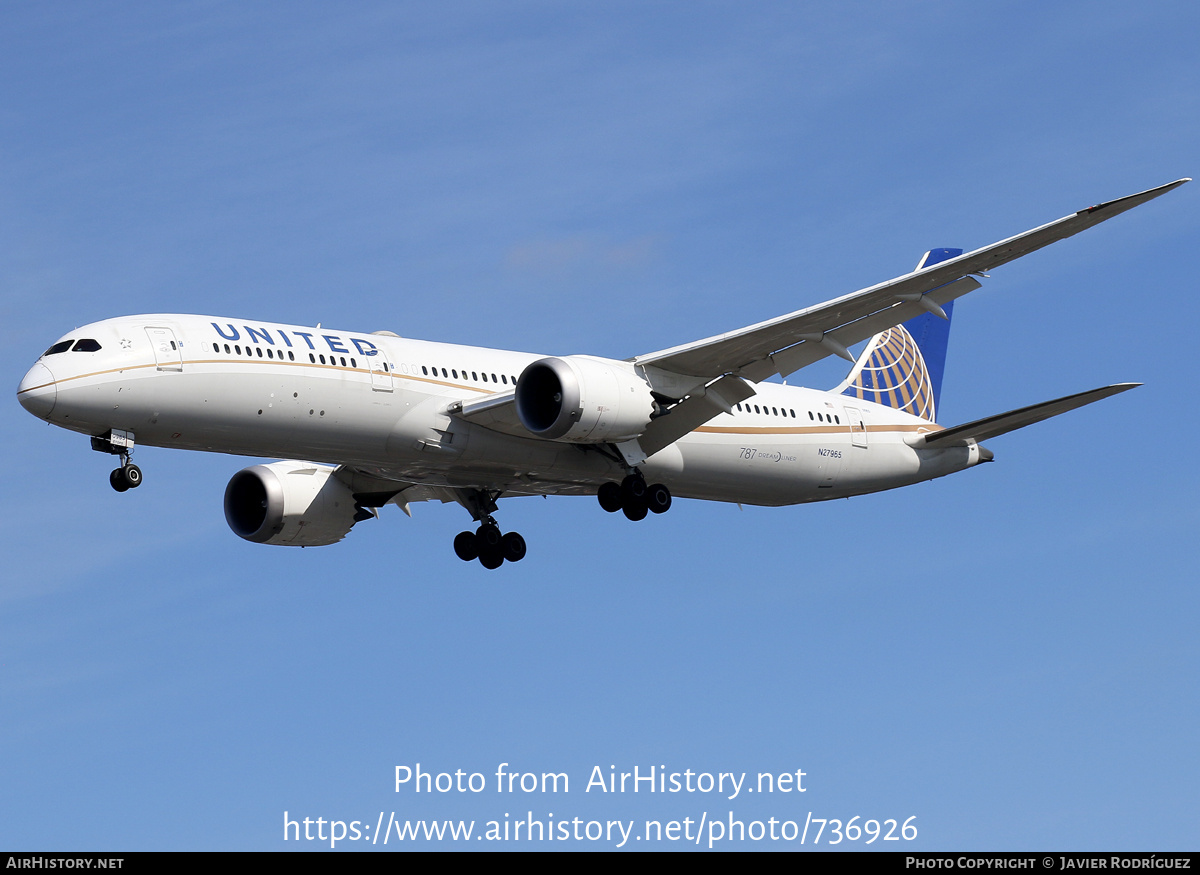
(17, 314), (984, 506)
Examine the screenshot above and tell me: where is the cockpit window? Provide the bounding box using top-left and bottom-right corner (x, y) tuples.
(72, 339), (102, 352)
(44, 340), (74, 356)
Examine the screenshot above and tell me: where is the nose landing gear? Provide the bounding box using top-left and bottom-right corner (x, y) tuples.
(92, 429), (143, 492)
(597, 472), (671, 520)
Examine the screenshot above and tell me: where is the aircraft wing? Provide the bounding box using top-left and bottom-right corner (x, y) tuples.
(918, 383), (1140, 448)
(635, 179), (1189, 382)
(446, 389), (532, 438)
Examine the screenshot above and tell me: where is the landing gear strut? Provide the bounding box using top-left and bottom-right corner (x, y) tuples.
(597, 472), (671, 520)
(451, 489), (526, 569)
(92, 429), (142, 492)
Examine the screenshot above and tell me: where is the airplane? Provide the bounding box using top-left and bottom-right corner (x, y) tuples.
(16, 179), (1188, 569)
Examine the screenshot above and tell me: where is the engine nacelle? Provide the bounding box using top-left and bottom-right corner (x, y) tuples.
(515, 355), (655, 443)
(224, 461), (369, 547)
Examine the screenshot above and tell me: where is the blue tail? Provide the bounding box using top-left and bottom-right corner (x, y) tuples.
(836, 248), (960, 422)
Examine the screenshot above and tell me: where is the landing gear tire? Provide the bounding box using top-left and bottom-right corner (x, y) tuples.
(597, 481), (623, 512)
(646, 482), (671, 514)
(477, 523), (503, 551)
(109, 468), (130, 493)
(501, 532), (526, 563)
(454, 531), (480, 562)
(455, 522), (525, 568)
(123, 464), (142, 488)
(622, 499), (648, 521)
(601, 473), (670, 520)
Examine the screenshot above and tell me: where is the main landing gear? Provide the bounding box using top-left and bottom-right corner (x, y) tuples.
(452, 489), (526, 570)
(597, 472), (671, 521)
(91, 429), (143, 493)
(453, 524), (526, 569)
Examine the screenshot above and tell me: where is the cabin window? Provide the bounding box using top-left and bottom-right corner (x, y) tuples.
(288, 351), (294, 361)
(256, 347), (263, 357)
(225, 344), (231, 354)
(267, 348), (274, 359)
(501, 375), (508, 385)
(350, 358), (356, 368)
(212, 343), (219, 353)
(319, 355), (326, 364)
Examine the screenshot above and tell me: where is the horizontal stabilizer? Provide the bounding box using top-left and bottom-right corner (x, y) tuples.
(920, 383), (1140, 447)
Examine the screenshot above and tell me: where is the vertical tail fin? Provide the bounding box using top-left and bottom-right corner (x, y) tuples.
(835, 248), (960, 423)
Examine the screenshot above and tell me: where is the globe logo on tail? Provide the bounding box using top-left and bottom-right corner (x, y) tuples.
(840, 324), (937, 422)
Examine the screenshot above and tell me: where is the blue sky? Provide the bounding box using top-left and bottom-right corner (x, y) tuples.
(2, 1), (1197, 851)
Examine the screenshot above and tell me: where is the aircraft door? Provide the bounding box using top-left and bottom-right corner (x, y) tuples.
(370, 356), (393, 392)
(844, 406), (867, 448)
(145, 327), (184, 371)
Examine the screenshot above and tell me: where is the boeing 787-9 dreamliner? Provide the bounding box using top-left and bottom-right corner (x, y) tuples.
(17, 179), (1188, 568)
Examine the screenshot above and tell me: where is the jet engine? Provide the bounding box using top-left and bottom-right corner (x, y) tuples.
(515, 355), (655, 443)
(223, 460), (372, 547)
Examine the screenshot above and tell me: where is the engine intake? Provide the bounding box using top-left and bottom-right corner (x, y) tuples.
(515, 355), (655, 443)
(224, 461), (370, 547)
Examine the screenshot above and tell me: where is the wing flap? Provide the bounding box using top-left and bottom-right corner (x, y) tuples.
(752, 275), (981, 381)
(637, 374), (756, 458)
(919, 383), (1140, 447)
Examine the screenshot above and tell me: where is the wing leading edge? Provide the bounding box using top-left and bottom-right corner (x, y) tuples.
(635, 179), (1189, 382)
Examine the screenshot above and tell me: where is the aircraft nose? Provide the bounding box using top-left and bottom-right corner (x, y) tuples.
(17, 361), (56, 419)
